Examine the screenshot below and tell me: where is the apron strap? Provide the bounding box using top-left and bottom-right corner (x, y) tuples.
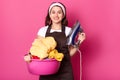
(45, 26), (51, 36)
(62, 26), (65, 33)
(45, 25), (65, 36)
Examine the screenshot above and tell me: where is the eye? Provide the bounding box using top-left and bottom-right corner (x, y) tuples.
(58, 11), (62, 14)
(51, 11), (55, 14)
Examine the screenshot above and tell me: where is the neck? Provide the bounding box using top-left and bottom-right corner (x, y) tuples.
(51, 23), (62, 30)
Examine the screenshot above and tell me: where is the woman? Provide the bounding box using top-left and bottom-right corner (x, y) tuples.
(24, 2), (85, 80)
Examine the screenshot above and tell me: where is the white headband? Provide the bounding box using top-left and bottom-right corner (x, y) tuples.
(49, 2), (66, 16)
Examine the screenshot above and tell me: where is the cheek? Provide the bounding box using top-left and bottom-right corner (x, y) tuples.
(59, 14), (64, 19)
(49, 14), (53, 19)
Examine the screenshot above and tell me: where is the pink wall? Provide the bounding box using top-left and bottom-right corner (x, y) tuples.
(0, 0), (120, 80)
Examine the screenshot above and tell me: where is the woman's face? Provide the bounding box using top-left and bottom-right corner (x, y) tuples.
(49, 6), (64, 24)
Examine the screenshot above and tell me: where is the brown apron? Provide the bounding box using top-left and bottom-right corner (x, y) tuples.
(39, 26), (74, 80)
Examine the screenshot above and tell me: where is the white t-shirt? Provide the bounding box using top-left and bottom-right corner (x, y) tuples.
(37, 25), (71, 37)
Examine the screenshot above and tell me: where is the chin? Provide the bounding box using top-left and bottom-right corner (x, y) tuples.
(53, 20), (61, 24)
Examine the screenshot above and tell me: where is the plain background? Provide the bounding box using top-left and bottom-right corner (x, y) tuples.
(0, 0), (120, 80)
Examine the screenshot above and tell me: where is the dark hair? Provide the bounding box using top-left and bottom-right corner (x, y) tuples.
(45, 2), (68, 26)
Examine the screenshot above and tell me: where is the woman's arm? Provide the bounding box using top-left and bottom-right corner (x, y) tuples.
(37, 35), (44, 39)
(69, 46), (78, 56)
(69, 32), (86, 56)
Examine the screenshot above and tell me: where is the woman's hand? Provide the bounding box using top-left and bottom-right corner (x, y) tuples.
(24, 54), (31, 62)
(78, 32), (86, 44)
(69, 32), (86, 56)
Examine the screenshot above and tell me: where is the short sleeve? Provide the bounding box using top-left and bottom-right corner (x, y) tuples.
(37, 26), (48, 37)
(65, 26), (72, 37)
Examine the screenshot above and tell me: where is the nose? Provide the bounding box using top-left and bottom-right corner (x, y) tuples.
(54, 12), (59, 17)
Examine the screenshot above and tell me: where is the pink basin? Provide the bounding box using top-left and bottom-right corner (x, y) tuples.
(26, 59), (60, 75)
